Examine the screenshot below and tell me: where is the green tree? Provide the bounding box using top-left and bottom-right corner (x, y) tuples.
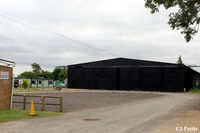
(22, 79), (29, 89)
(31, 63), (42, 75)
(53, 67), (62, 80)
(40, 71), (54, 79)
(17, 71), (39, 78)
(18, 63), (55, 79)
(58, 69), (67, 81)
(145, 0), (200, 42)
(177, 55), (184, 64)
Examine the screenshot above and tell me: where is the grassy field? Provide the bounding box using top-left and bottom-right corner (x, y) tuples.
(0, 109), (61, 123)
(188, 88), (200, 93)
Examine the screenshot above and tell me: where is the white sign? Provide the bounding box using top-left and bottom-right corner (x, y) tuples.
(0, 71), (9, 79)
(19, 79), (23, 84)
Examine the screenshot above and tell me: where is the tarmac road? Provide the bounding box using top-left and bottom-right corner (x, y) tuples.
(0, 92), (197, 133)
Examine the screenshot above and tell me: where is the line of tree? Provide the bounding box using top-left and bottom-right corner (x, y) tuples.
(17, 63), (67, 81)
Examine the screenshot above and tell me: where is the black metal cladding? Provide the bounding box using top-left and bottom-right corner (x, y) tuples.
(68, 58), (200, 92)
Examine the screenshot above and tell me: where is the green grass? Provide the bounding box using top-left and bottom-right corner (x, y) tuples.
(0, 109), (62, 123)
(189, 88), (200, 93)
(14, 88), (64, 93)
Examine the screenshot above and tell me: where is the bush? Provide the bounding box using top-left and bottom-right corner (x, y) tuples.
(22, 79), (29, 89)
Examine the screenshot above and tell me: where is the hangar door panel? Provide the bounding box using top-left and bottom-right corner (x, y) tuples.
(140, 68), (162, 91)
(120, 68), (140, 90)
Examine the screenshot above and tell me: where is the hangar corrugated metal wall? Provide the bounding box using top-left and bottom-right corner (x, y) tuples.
(68, 58), (199, 92)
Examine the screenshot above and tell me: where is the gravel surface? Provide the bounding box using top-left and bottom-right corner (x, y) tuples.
(2, 93), (196, 133)
(12, 91), (163, 112)
(148, 95), (200, 133)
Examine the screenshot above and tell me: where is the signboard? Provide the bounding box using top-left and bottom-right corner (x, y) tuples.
(0, 71), (9, 79)
(19, 79), (23, 84)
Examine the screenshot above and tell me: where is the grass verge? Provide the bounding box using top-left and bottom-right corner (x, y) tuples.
(14, 88), (64, 93)
(188, 88), (200, 93)
(0, 109), (61, 123)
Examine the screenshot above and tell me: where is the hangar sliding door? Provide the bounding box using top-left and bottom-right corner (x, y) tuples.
(68, 67), (117, 89)
(162, 68), (185, 92)
(68, 66), (186, 91)
(119, 67), (162, 91)
(119, 68), (140, 90)
(140, 68), (162, 91)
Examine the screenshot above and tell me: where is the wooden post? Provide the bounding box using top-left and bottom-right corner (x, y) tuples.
(13, 94), (63, 112)
(41, 96), (45, 111)
(23, 94), (26, 110)
(60, 97), (63, 112)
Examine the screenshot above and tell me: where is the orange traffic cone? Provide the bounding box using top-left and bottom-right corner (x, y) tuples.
(29, 100), (37, 116)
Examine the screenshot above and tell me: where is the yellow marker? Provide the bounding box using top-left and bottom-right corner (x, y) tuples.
(29, 100), (37, 116)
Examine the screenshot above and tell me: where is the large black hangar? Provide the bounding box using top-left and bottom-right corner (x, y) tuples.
(67, 58), (200, 92)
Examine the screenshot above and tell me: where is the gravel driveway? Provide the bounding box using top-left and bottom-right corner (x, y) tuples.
(12, 90), (163, 112)
(1, 92), (197, 133)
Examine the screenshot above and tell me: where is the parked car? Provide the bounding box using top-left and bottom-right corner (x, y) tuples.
(55, 84), (65, 90)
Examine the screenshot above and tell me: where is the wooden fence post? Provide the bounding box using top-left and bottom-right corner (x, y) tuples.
(23, 94), (26, 110)
(41, 96), (45, 111)
(60, 97), (63, 112)
(13, 94), (63, 112)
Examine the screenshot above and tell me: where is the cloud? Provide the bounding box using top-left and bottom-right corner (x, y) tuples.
(0, 0), (199, 75)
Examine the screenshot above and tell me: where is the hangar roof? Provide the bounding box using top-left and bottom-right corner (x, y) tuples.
(68, 57), (200, 79)
(68, 57), (183, 68)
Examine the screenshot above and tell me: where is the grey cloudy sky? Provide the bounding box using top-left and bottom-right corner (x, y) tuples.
(0, 0), (200, 75)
